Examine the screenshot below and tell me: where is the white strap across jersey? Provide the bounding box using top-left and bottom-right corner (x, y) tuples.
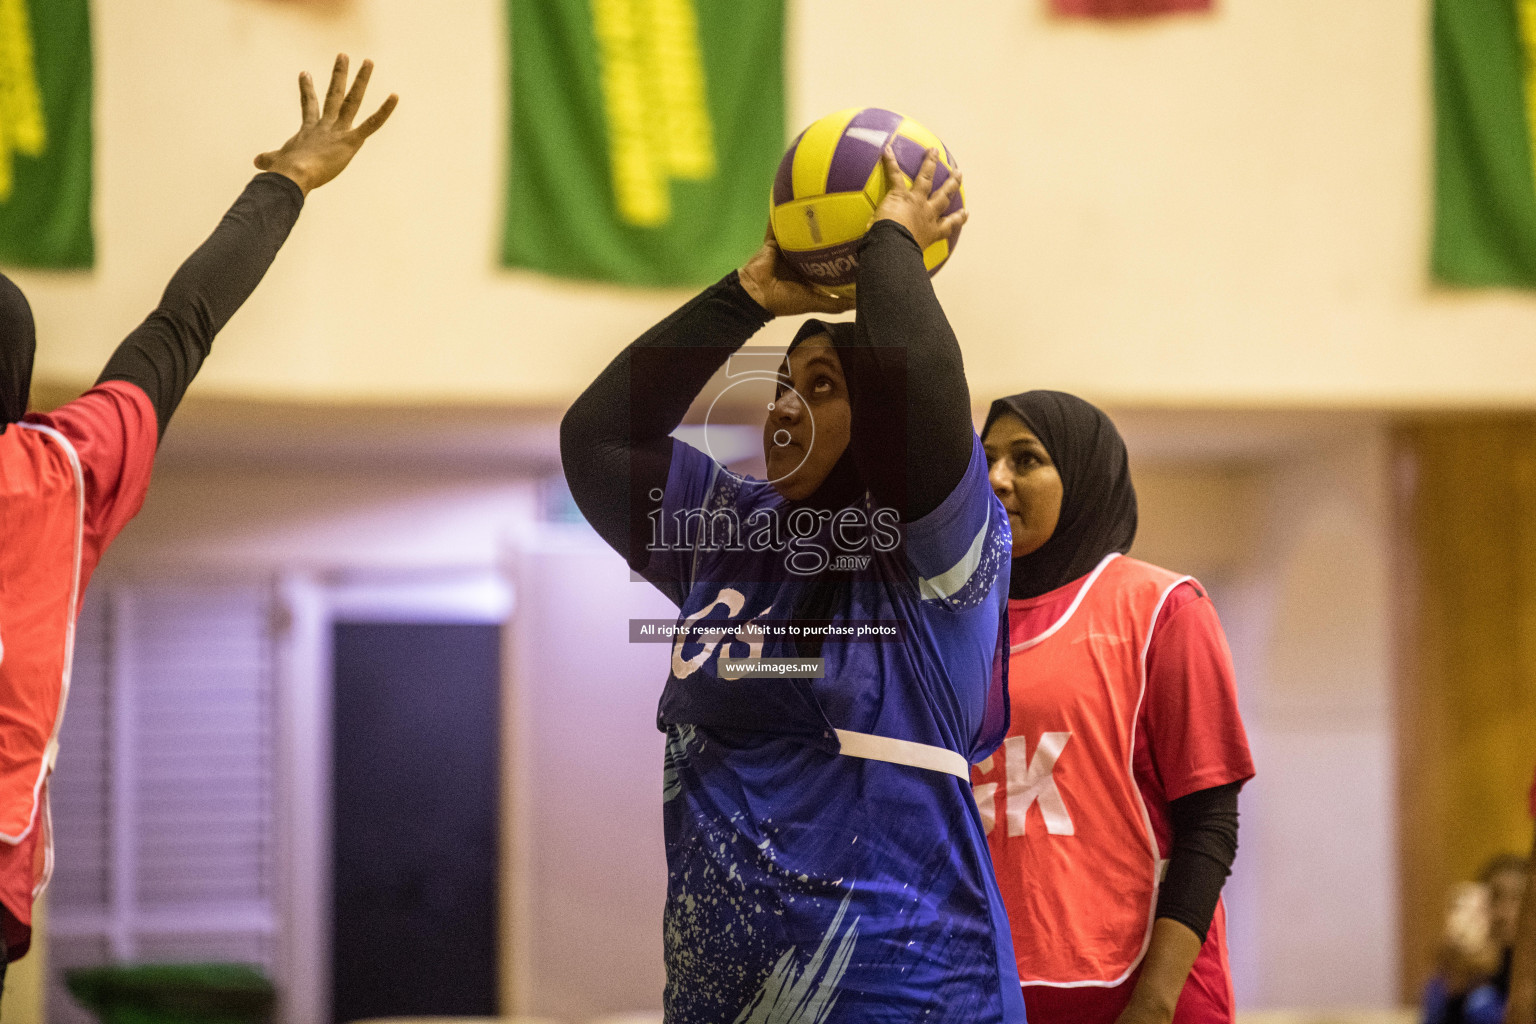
(833, 729), (970, 780)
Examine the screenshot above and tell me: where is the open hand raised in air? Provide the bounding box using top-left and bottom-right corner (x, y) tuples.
(255, 54), (398, 195)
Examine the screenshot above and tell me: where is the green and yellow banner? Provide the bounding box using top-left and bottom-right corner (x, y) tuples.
(502, 0), (784, 287)
(1431, 0), (1536, 286)
(0, 0), (91, 269)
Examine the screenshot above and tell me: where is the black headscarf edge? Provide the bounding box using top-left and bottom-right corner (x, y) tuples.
(985, 390), (1139, 599)
(780, 317), (864, 653)
(0, 271), (34, 427)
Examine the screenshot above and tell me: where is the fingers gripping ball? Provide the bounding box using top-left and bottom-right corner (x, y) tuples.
(770, 108), (963, 298)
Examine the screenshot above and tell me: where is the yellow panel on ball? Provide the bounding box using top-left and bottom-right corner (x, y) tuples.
(789, 107), (860, 200)
(922, 238), (950, 272)
(771, 193), (877, 253)
(861, 157), (901, 208)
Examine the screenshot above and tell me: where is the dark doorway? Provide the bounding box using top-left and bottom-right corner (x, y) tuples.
(331, 622), (501, 1023)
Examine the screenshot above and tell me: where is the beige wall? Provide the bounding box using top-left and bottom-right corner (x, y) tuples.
(1124, 412), (1399, 1007)
(17, 0), (1536, 408)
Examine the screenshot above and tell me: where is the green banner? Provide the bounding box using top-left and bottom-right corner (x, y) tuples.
(0, 0), (91, 269)
(1432, 0), (1536, 286)
(503, 0), (784, 287)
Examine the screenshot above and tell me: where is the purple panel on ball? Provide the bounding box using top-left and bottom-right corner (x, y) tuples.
(825, 108), (903, 195)
(888, 133), (932, 182)
(929, 160), (952, 195)
(939, 169), (964, 216)
(773, 132), (803, 206)
(849, 107), (905, 132)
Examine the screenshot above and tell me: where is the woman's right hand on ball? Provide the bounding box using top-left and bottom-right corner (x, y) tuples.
(738, 225), (854, 318)
(872, 146), (966, 252)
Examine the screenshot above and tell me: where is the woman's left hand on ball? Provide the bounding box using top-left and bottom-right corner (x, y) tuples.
(872, 146), (966, 251)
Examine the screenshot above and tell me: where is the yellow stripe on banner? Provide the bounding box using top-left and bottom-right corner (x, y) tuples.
(643, 0), (715, 180)
(592, 0), (717, 228)
(0, 0), (47, 203)
(592, 0), (665, 226)
(792, 107), (859, 200)
(1520, 0), (1536, 189)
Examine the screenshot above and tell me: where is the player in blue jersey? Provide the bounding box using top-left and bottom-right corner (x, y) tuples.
(561, 148), (1023, 1024)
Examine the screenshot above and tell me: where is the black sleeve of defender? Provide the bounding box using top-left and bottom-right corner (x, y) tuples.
(1154, 780), (1242, 940)
(96, 173), (304, 439)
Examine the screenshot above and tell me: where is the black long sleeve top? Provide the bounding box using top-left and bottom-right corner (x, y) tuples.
(96, 172), (304, 438)
(1156, 780), (1241, 938)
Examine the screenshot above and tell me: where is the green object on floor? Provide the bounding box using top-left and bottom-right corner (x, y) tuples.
(64, 963), (275, 1024)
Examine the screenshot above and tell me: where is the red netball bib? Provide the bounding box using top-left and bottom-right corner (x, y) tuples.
(973, 553), (1191, 986)
(0, 423), (85, 898)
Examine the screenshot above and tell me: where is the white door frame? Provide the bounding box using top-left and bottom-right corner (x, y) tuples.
(274, 569), (514, 1024)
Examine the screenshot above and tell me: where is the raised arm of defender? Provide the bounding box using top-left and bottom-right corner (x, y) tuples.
(96, 55), (396, 437)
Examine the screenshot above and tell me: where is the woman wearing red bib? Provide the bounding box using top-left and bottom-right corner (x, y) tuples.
(0, 55), (393, 976)
(974, 390), (1255, 1024)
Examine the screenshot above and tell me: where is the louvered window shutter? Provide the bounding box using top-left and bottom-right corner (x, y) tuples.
(47, 583), (279, 1022)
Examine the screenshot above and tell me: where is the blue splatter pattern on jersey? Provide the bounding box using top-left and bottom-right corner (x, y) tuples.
(643, 437), (1024, 1024)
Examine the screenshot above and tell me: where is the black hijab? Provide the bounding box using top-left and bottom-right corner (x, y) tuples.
(0, 272), (35, 428)
(983, 390), (1138, 600)
(784, 319), (863, 652)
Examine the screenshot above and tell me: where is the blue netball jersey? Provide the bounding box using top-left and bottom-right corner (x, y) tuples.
(643, 436), (1024, 1024)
